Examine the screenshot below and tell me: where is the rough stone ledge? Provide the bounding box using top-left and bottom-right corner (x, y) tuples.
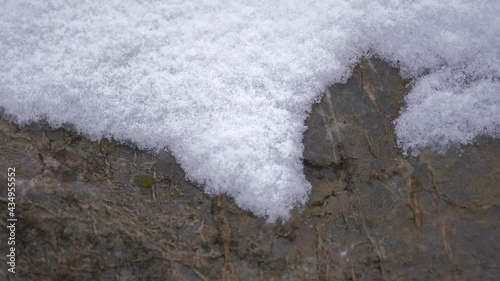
(0, 58), (499, 281)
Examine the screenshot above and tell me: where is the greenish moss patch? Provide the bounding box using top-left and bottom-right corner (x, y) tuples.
(137, 175), (155, 194)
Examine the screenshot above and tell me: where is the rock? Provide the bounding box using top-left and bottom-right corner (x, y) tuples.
(0, 58), (498, 281)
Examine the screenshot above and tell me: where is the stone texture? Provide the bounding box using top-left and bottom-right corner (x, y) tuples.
(0, 58), (499, 281)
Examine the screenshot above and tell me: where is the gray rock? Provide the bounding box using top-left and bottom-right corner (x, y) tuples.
(0, 58), (498, 281)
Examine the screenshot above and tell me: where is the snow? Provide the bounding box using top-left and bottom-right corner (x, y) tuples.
(1, 0), (499, 221)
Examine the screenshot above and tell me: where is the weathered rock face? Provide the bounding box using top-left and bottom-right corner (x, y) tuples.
(303, 58), (500, 280)
(0, 58), (499, 281)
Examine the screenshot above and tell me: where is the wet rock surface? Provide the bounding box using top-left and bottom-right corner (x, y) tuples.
(1, 58), (499, 281)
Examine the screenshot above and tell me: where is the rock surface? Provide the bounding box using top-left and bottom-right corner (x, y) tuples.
(1, 58), (499, 281)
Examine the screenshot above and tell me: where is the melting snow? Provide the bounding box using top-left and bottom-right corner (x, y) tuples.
(1, 0), (499, 221)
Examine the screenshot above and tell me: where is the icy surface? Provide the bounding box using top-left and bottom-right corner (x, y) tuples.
(1, 0), (499, 221)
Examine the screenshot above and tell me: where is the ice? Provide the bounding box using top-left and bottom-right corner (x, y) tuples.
(1, 0), (499, 221)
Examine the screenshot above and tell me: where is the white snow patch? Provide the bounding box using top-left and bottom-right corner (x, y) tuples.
(1, 0), (499, 221)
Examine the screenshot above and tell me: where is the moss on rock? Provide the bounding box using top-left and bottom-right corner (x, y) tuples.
(136, 175), (155, 194)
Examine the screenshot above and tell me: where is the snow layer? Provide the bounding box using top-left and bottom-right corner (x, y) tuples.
(1, 0), (499, 221)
